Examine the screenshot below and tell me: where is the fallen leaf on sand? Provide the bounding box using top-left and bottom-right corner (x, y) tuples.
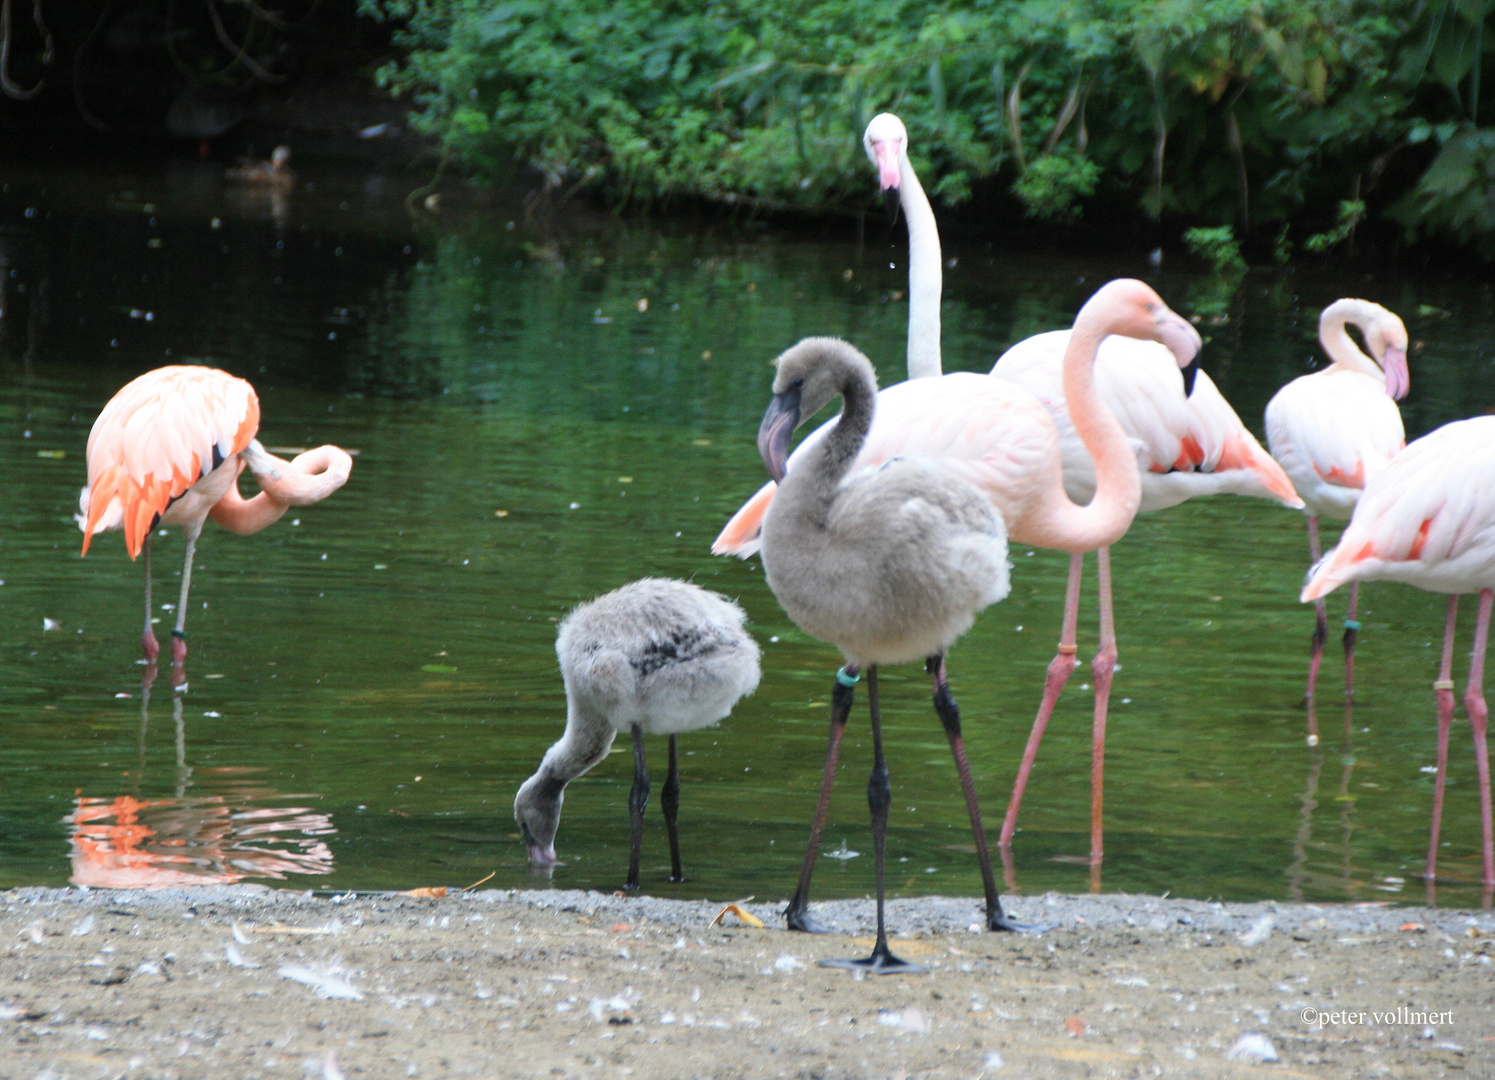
(401, 887), (448, 899)
(711, 904), (763, 929)
(1065, 1014), (1086, 1036)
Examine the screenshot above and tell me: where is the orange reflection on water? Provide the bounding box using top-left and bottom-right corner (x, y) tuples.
(68, 783), (336, 889)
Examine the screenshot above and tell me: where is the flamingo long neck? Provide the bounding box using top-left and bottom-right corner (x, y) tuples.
(1319, 300), (1383, 378)
(900, 153), (943, 380)
(780, 362), (877, 525)
(538, 700), (617, 788)
(1038, 318), (1143, 551)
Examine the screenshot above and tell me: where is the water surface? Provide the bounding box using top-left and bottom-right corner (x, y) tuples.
(2, 154), (1493, 908)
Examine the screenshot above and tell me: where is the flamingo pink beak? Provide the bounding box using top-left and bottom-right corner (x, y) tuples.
(870, 138), (902, 193)
(1382, 345), (1410, 401)
(528, 842), (558, 866)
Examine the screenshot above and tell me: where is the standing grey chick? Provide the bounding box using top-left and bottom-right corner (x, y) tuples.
(515, 579), (761, 890)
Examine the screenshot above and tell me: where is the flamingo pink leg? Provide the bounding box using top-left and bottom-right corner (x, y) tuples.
(141, 535), (160, 662)
(1464, 590), (1494, 888)
(1426, 595), (1459, 882)
(1342, 581), (1361, 702)
(1090, 546), (1118, 866)
(1000, 552), (1084, 846)
(1304, 515), (1327, 739)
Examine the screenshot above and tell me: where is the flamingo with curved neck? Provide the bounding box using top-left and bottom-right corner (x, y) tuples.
(1266, 298), (1409, 733)
(79, 365), (353, 674)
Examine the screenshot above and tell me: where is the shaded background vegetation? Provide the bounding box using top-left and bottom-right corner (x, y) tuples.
(358, 0), (1495, 259)
(3, 1), (1495, 258)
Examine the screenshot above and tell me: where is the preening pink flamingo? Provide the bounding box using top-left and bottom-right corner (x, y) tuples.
(990, 332), (1303, 846)
(713, 279), (1202, 868)
(1301, 415), (1494, 890)
(1266, 299), (1409, 737)
(79, 365), (353, 667)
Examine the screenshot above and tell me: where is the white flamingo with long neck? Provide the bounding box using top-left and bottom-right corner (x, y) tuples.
(1266, 298), (1409, 738)
(865, 111), (1302, 856)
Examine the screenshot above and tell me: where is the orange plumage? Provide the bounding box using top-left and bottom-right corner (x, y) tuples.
(80, 366), (259, 558)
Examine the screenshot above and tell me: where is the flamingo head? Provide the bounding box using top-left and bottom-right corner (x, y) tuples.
(271, 145), (292, 170)
(513, 774), (563, 866)
(759, 337), (878, 482)
(1369, 311), (1410, 402)
(1081, 279), (1203, 372)
(863, 112), (908, 213)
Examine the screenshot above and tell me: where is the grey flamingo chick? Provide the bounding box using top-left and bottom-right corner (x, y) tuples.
(514, 579), (761, 890)
(757, 337), (1026, 974)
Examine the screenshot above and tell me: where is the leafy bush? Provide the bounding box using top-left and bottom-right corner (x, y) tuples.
(1389, 126), (1495, 257)
(1183, 226), (1247, 270)
(362, 0), (1495, 255)
(1014, 153), (1102, 220)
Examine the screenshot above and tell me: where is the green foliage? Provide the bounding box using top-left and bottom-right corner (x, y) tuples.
(1183, 225), (1246, 270)
(1389, 126), (1495, 256)
(361, 0), (1495, 255)
(1304, 199), (1367, 253)
(1014, 153), (1101, 220)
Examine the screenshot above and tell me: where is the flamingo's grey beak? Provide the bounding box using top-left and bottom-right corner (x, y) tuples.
(757, 385), (802, 483)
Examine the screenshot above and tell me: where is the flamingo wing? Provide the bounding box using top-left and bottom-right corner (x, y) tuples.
(1302, 417), (1495, 599)
(1168, 370), (1302, 508)
(1266, 369), (1405, 500)
(80, 366), (260, 557)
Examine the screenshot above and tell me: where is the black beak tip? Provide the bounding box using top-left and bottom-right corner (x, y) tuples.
(1181, 358), (1200, 397)
(881, 187), (900, 221)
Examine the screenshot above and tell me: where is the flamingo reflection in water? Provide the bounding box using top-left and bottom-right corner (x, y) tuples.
(67, 684), (335, 889)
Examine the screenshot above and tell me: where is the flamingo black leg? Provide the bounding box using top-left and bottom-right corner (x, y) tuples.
(928, 656), (1044, 934)
(662, 733), (684, 883)
(1343, 581), (1361, 703)
(823, 666), (922, 974)
(626, 724), (649, 891)
(784, 666), (857, 933)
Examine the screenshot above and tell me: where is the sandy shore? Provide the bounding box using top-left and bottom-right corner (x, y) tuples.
(1, 886), (1490, 1079)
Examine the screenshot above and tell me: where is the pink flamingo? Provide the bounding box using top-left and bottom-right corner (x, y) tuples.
(79, 365), (353, 667)
(713, 279), (1202, 867)
(816, 112), (1292, 861)
(1266, 299), (1409, 736)
(989, 331), (1302, 845)
(1301, 415), (1495, 890)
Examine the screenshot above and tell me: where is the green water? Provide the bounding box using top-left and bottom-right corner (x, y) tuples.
(2, 155), (1493, 909)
